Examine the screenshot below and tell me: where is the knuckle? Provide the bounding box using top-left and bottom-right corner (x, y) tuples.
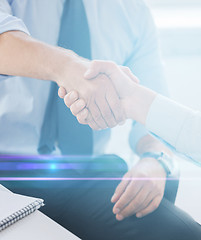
(108, 61), (117, 68)
(80, 109), (88, 119)
(70, 106), (76, 116)
(153, 202), (160, 210)
(115, 114), (124, 124)
(98, 74), (108, 82)
(107, 121), (117, 129)
(123, 66), (130, 72)
(121, 211), (129, 218)
(92, 60), (98, 64)
(77, 115), (85, 124)
(111, 123), (118, 128)
(91, 60), (99, 68)
(64, 96), (70, 107)
(118, 203), (125, 210)
(89, 123), (98, 130)
(78, 99), (85, 106)
(123, 172), (131, 179)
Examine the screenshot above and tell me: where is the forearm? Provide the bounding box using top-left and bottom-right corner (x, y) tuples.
(146, 94), (201, 162)
(123, 84), (157, 125)
(0, 31), (78, 84)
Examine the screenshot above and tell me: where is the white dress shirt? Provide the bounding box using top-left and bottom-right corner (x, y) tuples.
(0, 0), (166, 155)
(146, 94), (201, 163)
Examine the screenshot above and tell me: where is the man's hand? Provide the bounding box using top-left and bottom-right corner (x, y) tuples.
(57, 59), (125, 129)
(111, 157), (166, 220)
(84, 60), (139, 98)
(58, 60), (139, 127)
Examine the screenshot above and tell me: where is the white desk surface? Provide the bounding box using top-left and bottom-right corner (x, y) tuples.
(1, 210), (80, 240)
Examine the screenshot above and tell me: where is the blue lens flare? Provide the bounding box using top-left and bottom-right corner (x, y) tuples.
(0, 155), (200, 181)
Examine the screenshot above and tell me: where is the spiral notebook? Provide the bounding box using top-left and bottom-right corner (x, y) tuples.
(0, 185), (44, 232)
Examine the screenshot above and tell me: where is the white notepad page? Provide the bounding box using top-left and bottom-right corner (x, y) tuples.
(0, 185), (44, 231)
(0, 190), (43, 221)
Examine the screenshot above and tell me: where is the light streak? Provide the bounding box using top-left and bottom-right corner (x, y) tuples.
(0, 177), (200, 181)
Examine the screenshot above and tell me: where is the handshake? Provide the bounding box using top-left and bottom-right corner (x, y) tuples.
(57, 59), (156, 129)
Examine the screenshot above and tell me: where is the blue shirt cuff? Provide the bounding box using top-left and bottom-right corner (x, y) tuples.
(0, 12), (30, 35)
(0, 13), (30, 80)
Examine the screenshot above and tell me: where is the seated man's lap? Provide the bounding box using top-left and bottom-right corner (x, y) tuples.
(8, 178), (200, 240)
(1, 155), (200, 240)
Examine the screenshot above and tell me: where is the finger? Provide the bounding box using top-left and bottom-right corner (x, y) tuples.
(113, 180), (142, 215)
(88, 101), (108, 129)
(111, 172), (131, 203)
(86, 111), (100, 130)
(64, 91), (79, 108)
(105, 86), (125, 124)
(116, 187), (150, 220)
(76, 108), (89, 125)
(116, 187), (152, 220)
(84, 60), (117, 79)
(120, 66), (140, 84)
(58, 86), (67, 99)
(95, 93), (117, 128)
(78, 98), (99, 129)
(85, 102), (107, 130)
(135, 190), (158, 215)
(136, 195), (162, 218)
(70, 99), (86, 116)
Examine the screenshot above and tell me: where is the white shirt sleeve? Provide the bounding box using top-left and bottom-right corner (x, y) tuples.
(146, 94), (201, 163)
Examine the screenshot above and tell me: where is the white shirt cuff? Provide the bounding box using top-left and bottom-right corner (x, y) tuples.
(146, 94), (190, 148)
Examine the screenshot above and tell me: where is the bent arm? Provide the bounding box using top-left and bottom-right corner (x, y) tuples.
(0, 3), (79, 85)
(146, 94), (201, 163)
(0, 30), (78, 84)
(126, 83), (201, 162)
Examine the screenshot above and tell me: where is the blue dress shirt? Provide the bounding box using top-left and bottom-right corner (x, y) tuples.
(0, 0), (167, 155)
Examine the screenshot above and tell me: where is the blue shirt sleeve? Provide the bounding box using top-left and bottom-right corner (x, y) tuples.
(0, 0), (30, 81)
(124, 1), (169, 153)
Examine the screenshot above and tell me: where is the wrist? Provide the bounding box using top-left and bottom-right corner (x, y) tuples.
(50, 48), (81, 86)
(123, 84), (157, 125)
(140, 152), (176, 177)
(136, 135), (173, 157)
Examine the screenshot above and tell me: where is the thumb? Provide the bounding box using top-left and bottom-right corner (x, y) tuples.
(84, 60), (115, 80)
(84, 68), (99, 80)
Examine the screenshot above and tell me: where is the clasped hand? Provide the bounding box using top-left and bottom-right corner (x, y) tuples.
(58, 60), (139, 129)
(57, 59), (136, 129)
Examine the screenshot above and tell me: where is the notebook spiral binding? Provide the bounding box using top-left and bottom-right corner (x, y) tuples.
(0, 199), (44, 232)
